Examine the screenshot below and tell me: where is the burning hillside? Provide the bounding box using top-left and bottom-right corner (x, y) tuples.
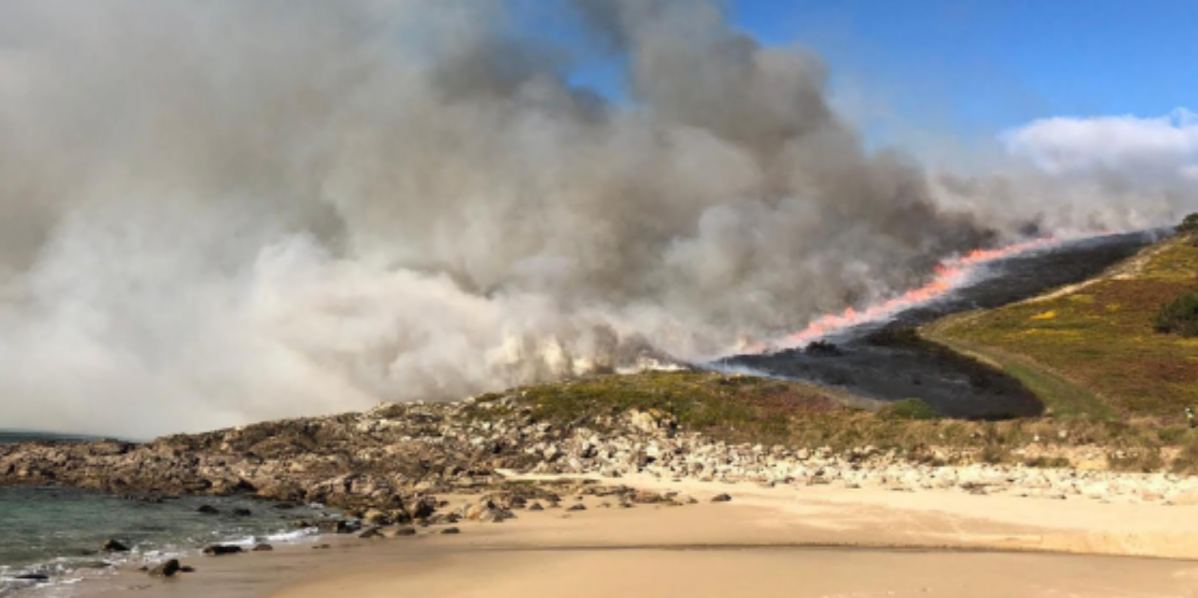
(0, 0), (1186, 436)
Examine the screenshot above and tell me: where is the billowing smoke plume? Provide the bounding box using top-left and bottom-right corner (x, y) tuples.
(934, 109), (1198, 235)
(0, 0), (1180, 437)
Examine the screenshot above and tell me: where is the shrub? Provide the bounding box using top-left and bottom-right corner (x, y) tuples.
(1177, 213), (1198, 235)
(1154, 291), (1198, 337)
(878, 398), (939, 421)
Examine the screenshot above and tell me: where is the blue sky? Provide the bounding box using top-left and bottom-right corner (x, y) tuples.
(521, 0), (1194, 150)
(736, 0), (1195, 140)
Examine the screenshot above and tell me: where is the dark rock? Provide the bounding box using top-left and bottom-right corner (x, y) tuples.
(148, 559), (181, 578)
(392, 527), (417, 537)
(411, 496), (437, 519)
(201, 544), (243, 556)
(196, 505), (219, 515)
(311, 544), (331, 550)
(14, 574), (49, 582)
(358, 527), (384, 539)
(710, 493), (732, 503)
(252, 543), (273, 551)
(440, 527), (461, 535)
(232, 508), (252, 517)
(566, 504), (586, 512)
(180, 566), (196, 573)
(101, 539), (131, 553)
(334, 520), (361, 534)
(527, 502), (544, 511)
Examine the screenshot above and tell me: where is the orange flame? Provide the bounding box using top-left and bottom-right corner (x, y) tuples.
(759, 238), (1057, 352)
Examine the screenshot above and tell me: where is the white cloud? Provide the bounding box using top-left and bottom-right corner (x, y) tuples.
(1001, 108), (1198, 178)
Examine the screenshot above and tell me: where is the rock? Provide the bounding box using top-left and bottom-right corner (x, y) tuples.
(358, 527), (384, 539)
(631, 490), (664, 504)
(362, 508), (390, 525)
(710, 493), (732, 503)
(566, 504), (586, 512)
(332, 520), (362, 534)
(148, 559), (181, 578)
(180, 566), (197, 573)
(197, 505), (220, 515)
(14, 574), (50, 582)
(392, 526), (417, 537)
(440, 527), (461, 535)
(428, 513), (460, 525)
(201, 544), (243, 556)
(479, 508), (513, 522)
(527, 502), (544, 511)
(311, 544), (331, 550)
(411, 496), (438, 519)
(252, 544), (274, 551)
(232, 508), (252, 517)
(101, 539), (131, 553)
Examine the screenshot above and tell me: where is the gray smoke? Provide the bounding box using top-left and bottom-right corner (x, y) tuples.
(0, 0), (1174, 437)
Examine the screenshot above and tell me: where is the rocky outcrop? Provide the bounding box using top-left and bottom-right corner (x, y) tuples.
(4, 395), (1198, 511)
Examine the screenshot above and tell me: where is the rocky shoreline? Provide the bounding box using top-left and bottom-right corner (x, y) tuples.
(5, 383), (1198, 519)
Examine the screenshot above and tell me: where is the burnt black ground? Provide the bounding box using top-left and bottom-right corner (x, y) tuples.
(722, 231), (1161, 419)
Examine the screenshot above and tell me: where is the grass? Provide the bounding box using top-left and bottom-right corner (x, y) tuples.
(924, 319), (1114, 420)
(473, 370), (1198, 471)
(487, 371), (855, 446)
(924, 235), (1198, 423)
(878, 399), (939, 421)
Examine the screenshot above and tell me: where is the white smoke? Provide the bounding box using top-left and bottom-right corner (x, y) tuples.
(1002, 108), (1198, 178)
(0, 0), (1188, 437)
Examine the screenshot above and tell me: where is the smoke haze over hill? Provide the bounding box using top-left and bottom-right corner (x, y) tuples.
(0, 0), (1192, 437)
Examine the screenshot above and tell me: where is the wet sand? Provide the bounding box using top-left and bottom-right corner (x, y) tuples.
(85, 474), (1198, 598)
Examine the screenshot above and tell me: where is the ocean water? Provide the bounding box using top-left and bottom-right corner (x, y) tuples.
(0, 433), (334, 597)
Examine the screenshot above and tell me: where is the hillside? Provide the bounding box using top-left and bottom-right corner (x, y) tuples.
(924, 231), (1198, 423)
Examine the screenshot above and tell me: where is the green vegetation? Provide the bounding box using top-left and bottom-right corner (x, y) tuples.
(474, 370), (1198, 472)
(878, 398), (939, 421)
(1155, 291), (1198, 337)
(924, 234), (1198, 422)
(487, 371), (856, 446)
(925, 322), (1114, 420)
(1177, 212), (1198, 235)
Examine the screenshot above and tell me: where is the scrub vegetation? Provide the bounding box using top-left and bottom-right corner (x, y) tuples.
(474, 370), (1198, 473)
(924, 221), (1198, 423)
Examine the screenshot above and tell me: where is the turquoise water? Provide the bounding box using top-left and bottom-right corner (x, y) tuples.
(0, 434), (333, 596)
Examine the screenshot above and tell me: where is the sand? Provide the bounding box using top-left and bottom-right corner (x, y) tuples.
(90, 474), (1198, 598)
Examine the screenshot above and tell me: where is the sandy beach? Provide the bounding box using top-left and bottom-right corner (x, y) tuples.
(84, 474), (1198, 598)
